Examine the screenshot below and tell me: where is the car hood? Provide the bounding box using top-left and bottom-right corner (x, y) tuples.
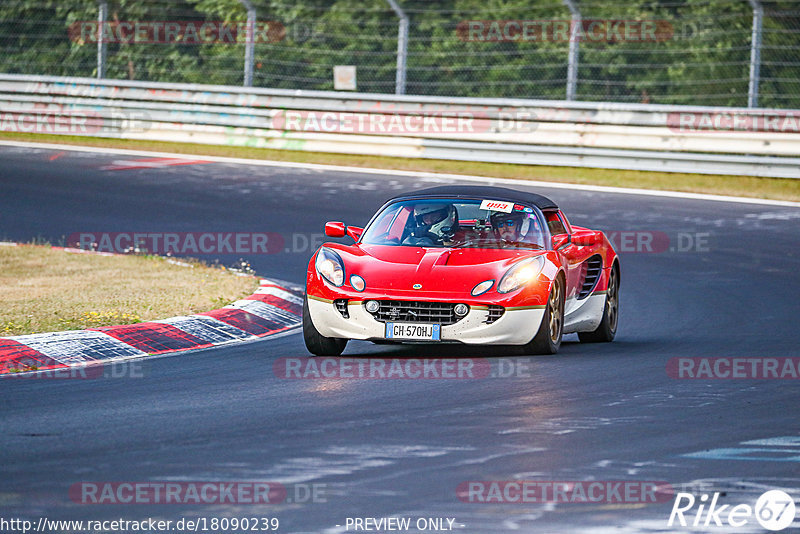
(339, 244), (542, 294)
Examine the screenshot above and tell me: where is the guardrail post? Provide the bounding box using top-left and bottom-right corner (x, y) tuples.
(562, 0), (581, 101)
(238, 0), (256, 87)
(747, 0), (763, 108)
(385, 0), (408, 95)
(97, 0), (107, 79)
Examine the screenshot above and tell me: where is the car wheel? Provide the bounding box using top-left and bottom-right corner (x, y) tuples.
(524, 276), (564, 355)
(303, 294), (348, 356)
(578, 265), (619, 343)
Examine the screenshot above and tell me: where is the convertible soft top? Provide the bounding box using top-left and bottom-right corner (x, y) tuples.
(390, 185), (558, 211)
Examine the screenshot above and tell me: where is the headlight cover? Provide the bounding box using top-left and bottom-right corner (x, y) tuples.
(497, 256), (544, 293)
(315, 247), (345, 287)
(471, 279), (494, 296)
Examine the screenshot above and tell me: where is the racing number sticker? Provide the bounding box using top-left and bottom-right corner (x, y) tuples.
(479, 199), (514, 213)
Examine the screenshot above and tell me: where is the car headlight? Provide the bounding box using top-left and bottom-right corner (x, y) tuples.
(497, 257), (544, 293)
(315, 247), (345, 287)
(471, 280), (494, 296)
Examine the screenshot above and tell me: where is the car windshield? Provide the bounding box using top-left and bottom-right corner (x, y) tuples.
(360, 198), (547, 249)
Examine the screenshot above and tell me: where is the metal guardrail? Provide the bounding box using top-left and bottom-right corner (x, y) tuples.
(1, 74), (798, 178)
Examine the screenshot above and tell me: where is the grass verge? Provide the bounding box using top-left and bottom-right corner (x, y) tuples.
(1, 132), (798, 202)
(0, 244), (259, 336)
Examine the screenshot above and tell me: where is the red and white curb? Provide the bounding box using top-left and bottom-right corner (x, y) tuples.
(0, 279), (302, 375)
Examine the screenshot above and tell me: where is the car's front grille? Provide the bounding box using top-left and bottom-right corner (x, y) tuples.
(484, 305), (505, 324)
(578, 255), (603, 300)
(367, 300), (463, 325)
(333, 299), (349, 318)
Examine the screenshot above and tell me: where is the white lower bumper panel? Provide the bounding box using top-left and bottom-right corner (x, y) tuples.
(308, 298), (545, 345)
(564, 293), (606, 334)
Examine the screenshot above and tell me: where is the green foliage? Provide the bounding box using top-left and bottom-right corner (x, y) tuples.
(0, 0), (797, 107)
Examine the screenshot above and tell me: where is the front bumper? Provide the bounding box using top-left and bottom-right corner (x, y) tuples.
(307, 296), (545, 345)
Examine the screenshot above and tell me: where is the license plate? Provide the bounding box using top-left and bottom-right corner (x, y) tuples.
(385, 322), (441, 341)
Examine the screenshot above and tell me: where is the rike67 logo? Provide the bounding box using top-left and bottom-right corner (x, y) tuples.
(669, 490), (796, 531)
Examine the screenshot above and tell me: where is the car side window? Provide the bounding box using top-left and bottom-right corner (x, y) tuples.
(557, 210), (572, 234)
(545, 211), (567, 236)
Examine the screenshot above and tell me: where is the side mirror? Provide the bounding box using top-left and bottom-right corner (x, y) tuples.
(346, 226), (364, 242)
(572, 231), (601, 247)
(551, 234), (570, 250)
(324, 221), (346, 238)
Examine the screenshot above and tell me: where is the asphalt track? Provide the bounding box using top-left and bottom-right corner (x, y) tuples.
(1, 144), (799, 533)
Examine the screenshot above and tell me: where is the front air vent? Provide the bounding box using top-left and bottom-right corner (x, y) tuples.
(578, 255), (603, 300)
(484, 305), (505, 324)
(367, 301), (462, 325)
(333, 299), (349, 318)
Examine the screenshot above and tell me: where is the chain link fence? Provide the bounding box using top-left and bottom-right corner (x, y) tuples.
(1, 0), (798, 108)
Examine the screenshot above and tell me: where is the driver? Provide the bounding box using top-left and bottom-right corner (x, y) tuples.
(405, 203), (458, 245)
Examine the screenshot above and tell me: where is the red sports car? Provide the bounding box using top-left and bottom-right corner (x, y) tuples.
(303, 185), (619, 355)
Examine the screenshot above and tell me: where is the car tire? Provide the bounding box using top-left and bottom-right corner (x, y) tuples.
(524, 276), (564, 355)
(578, 265), (619, 343)
(303, 294), (348, 356)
